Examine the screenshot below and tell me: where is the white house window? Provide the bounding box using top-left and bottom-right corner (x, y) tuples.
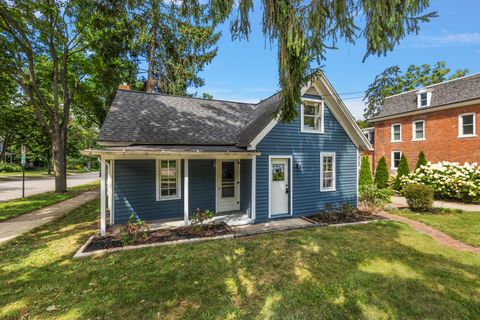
(301, 100), (324, 133)
(391, 124), (402, 142)
(459, 113), (476, 137)
(320, 152), (336, 191)
(417, 91), (432, 108)
(391, 151), (402, 170)
(157, 159), (181, 200)
(412, 120), (425, 140)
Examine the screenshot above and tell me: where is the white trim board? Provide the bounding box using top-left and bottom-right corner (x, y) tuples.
(268, 155), (293, 218)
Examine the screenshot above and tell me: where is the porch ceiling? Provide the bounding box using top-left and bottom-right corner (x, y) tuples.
(81, 145), (259, 159)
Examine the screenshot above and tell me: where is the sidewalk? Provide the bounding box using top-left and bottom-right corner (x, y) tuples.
(378, 211), (480, 254)
(0, 190), (99, 244)
(390, 196), (480, 212)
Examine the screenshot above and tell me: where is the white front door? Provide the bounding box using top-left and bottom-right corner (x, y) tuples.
(216, 160), (240, 213)
(270, 158), (290, 216)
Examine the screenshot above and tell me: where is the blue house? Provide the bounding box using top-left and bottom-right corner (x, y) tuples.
(83, 72), (372, 235)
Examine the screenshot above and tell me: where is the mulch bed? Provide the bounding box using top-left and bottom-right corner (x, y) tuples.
(84, 223), (232, 252)
(306, 211), (384, 225)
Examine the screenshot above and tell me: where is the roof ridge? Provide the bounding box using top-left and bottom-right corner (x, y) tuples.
(117, 89), (255, 106)
(385, 73), (480, 100)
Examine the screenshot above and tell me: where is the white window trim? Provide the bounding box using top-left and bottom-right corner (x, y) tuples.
(458, 112), (477, 138)
(417, 91), (432, 108)
(300, 100), (324, 134)
(156, 159), (182, 201)
(391, 151), (402, 170)
(391, 123), (402, 142)
(412, 120), (426, 141)
(320, 152), (336, 192)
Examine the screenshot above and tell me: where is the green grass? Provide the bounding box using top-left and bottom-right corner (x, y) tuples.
(0, 181), (99, 222)
(1, 200), (480, 319)
(394, 209), (480, 247)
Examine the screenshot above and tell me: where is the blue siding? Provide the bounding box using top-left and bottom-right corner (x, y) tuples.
(240, 159), (252, 216)
(189, 160), (216, 214)
(113, 160), (184, 224)
(255, 100), (358, 221)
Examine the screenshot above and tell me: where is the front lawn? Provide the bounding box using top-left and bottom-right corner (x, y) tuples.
(394, 209), (480, 247)
(1, 200), (479, 319)
(0, 181), (99, 222)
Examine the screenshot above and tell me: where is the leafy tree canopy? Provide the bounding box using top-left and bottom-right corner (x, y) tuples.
(364, 61), (468, 119)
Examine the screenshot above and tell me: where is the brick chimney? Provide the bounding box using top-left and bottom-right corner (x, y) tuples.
(119, 82), (130, 90)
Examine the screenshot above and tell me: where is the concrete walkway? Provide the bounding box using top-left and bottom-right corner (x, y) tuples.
(378, 211), (480, 254)
(0, 190), (99, 245)
(391, 196), (480, 212)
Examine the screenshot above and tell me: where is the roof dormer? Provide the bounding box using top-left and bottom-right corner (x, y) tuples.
(417, 89), (432, 108)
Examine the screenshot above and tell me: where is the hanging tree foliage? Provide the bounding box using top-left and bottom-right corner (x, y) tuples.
(189, 0), (437, 122)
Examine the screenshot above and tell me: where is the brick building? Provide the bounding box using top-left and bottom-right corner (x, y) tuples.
(369, 74), (480, 173)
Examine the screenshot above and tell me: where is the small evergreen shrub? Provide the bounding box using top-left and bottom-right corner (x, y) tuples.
(359, 185), (392, 213)
(359, 156), (373, 186)
(374, 156), (389, 189)
(403, 184), (434, 212)
(415, 151), (427, 169)
(393, 154), (410, 191)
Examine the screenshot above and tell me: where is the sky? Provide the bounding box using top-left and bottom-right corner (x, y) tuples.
(192, 0), (480, 120)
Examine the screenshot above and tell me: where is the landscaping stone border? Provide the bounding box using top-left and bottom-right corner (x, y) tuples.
(73, 218), (387, 258)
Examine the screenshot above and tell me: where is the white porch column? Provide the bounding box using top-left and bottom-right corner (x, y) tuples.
(251, 156), (256, 220)
(183, 159), (189, 225)
(108, 160), (114, 225)
(100, 158), (107, 236)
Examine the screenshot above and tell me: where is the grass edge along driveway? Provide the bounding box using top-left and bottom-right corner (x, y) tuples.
(0, 199), (479, 319)
(393, 208), (480, 247)
(0, 181), (99, 222)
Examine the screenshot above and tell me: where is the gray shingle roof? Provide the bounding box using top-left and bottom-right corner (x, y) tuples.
(375, 73), (480, 119)
(98, 90), (257, 146)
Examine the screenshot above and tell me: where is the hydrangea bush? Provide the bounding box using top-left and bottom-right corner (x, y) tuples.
(401, 161), (480, 204)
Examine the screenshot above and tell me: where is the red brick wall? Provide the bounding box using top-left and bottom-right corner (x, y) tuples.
(373, 104), (480, 173)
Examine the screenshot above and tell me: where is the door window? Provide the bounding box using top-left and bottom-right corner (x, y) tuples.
(272, 164), (285, 181)
(221, 162), (235, 198)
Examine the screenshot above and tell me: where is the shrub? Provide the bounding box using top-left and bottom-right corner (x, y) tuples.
(190, 208), (215, 231)
(374, 156), (389, 189)
(359, 185), (392, 213)
(359, 156), (373, 186)
(393, 154), (410, 191)
(0, 163), (22, 172)
(403, 183), (434, 211)
(120, 214), (150, 245)
(402, 161), (480, 203)
(416, 151), (427, 169)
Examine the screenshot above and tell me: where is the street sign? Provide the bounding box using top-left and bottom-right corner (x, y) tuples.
(21, 145), (26, 167)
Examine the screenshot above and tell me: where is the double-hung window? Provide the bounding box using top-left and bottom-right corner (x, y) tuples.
(391, 151), (402, 170)
(458, 113), (476, 137)
(412, 120), (425, 140)
(301, 100), (324, 133)
(320, 152), (336, 191)
(157, 159), (181, 200)
(391, 124), (402, 142)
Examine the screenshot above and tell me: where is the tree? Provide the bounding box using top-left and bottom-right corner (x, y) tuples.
(187, 0), (437, 122)
(416, 151), (427, 169)
(132, 1), (220, 95)
(394, 154), (410, 191)
(374, 156), (389, 189)
(359, 156), (373, 186)
(0, 0), (88, 192)
(364, 61), (468, 119)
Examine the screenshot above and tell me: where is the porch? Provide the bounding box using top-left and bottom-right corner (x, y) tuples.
(84, 145), (259, 235)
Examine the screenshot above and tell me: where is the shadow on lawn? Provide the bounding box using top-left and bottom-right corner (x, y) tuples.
(0, 200), (479, 319)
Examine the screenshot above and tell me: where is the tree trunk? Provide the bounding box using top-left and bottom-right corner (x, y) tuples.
(46, 147), (52, 175)
(145, 5), (158, 93)
(52, 130), (67, 193)
(0, 135), (7, 163)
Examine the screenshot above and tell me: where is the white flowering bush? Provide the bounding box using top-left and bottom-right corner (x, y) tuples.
(401, 161), (480, 203)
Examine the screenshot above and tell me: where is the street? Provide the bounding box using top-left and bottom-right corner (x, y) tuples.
(0, 172), (99, 202)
